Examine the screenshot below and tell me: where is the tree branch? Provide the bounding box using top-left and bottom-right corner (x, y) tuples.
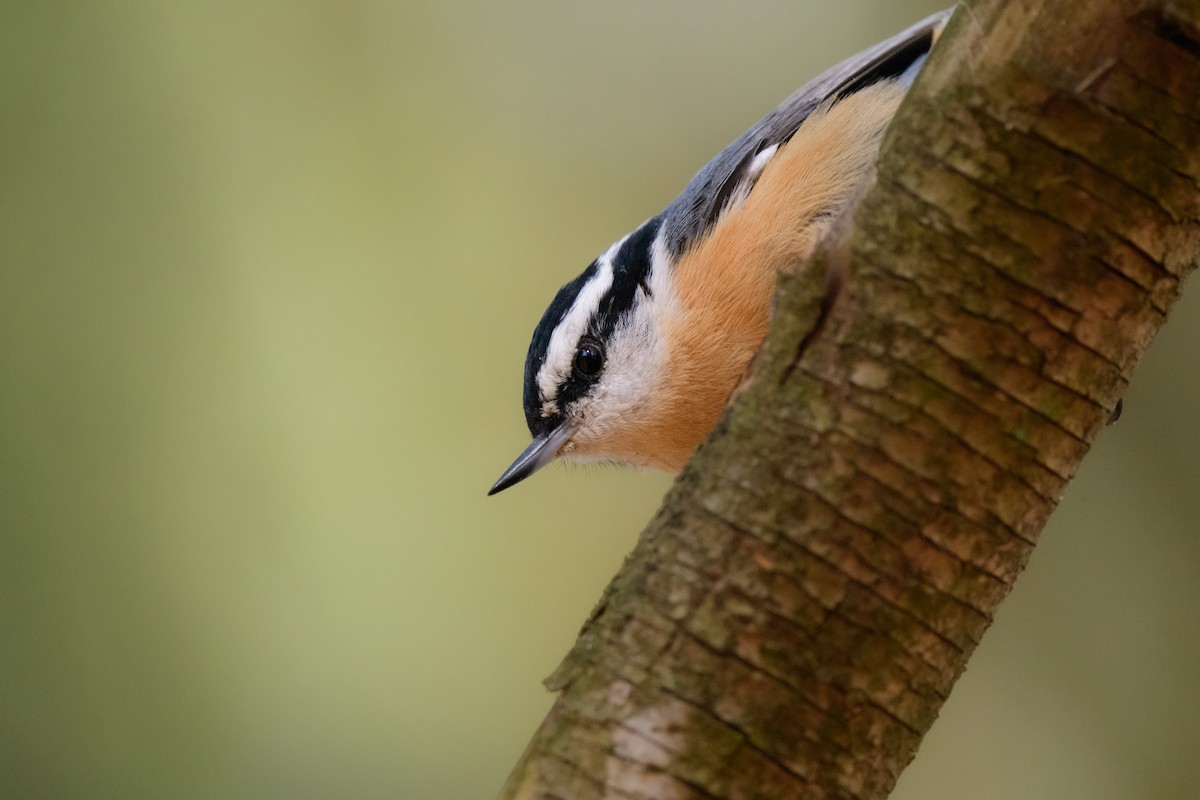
(501, 1), (1200, 797)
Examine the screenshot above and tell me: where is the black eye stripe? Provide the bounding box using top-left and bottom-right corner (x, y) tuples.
(520, 216), (662, 436)
(522, 261), (600, 435)
(595, 217), (661, 341)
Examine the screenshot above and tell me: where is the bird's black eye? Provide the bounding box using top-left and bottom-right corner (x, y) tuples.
(573, 339), (605, 379)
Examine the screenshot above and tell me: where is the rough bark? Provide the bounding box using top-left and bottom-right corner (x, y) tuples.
(501, 1), (1200, 798)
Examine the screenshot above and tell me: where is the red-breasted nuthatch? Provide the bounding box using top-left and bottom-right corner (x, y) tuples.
(490, 9), (952, 495)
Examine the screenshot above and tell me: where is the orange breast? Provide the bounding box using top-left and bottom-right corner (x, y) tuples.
(643, 82), (910, 471)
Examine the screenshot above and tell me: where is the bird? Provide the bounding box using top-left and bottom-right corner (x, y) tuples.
(489, 9), (953, 496)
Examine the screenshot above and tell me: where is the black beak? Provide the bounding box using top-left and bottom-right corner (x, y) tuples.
(487, 423), (576, 496)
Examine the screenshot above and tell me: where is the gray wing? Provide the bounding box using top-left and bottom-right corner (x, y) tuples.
(660, 8), (954, 258)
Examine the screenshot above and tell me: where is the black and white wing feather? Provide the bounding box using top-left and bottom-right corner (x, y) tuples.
(660, 8), (953, 258)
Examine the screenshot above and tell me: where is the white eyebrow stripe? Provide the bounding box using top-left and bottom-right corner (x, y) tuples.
(535, 236), (627, 411)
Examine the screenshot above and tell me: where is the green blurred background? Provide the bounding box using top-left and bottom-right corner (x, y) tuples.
(1, 2), (1196, 798)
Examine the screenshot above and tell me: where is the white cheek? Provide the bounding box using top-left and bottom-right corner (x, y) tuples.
(567, 230), (679, 459)
(567, 293), (668, 451)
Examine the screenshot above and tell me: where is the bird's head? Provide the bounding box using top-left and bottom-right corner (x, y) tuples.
(488, 217), (684, 495)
